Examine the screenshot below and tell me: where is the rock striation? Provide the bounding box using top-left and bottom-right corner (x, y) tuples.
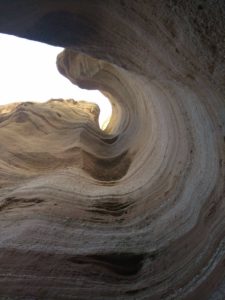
(0, 1), (225, 299)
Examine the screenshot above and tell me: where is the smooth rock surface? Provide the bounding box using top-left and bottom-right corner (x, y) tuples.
(0, 1), (224, 299)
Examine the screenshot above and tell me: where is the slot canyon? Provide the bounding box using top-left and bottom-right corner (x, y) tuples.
(0, 1), (225, 299)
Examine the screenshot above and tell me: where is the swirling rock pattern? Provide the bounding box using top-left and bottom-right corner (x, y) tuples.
(0, 1), (225, 299)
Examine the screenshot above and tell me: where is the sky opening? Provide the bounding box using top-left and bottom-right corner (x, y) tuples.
(0, 33), (111, 129)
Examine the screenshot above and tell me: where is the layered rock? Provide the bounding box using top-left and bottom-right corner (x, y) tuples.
(0, 1), (225, 299)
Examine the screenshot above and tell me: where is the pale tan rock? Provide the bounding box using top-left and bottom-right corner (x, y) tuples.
(0, 1), (224, 299)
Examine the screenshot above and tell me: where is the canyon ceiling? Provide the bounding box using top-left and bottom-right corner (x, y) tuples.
(0, 1), (225, 299)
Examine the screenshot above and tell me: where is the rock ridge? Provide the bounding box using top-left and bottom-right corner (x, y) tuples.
(0, 1), (224, 299)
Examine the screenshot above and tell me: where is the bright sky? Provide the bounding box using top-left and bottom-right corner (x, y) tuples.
(0, 33), (111, 129)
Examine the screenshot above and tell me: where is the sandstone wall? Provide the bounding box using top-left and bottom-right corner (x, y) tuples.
(0, 1), (224, 299)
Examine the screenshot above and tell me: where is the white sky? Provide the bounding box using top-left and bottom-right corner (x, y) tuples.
(0, 33), (111, 129)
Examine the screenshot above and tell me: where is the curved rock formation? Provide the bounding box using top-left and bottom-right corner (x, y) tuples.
(0, 1), (225, 299)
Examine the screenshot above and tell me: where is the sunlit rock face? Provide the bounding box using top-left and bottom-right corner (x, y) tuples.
(0, 1), (225, 299)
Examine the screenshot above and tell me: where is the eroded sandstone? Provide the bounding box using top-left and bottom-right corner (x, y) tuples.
(0, 1), (224, 299)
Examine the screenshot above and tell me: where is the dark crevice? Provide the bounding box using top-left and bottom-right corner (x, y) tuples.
(68, 253), (145, 276)
(92, 200), (131, 216)
(0, 197), (44, 212)
(82, 150), (131, 181)
(101, 136), (118, 144)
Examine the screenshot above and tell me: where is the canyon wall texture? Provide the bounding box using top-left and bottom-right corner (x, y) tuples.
(0, 1), (225, 299)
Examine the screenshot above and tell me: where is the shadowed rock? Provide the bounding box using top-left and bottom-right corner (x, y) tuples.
(0, 1), (225, 299)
